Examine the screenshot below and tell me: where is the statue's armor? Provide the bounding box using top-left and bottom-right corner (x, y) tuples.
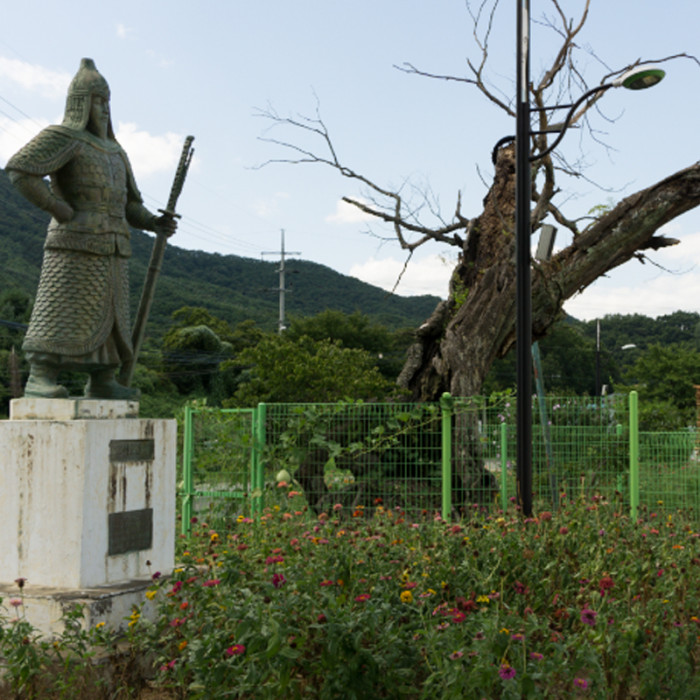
(6, 126), (145, 361)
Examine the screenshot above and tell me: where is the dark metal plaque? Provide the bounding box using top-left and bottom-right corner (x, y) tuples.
(110, 439), (154, 463)
(108, 508), (153, 555)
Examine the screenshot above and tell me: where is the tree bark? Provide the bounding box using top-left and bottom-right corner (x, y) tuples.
(399, 149), (700, 402)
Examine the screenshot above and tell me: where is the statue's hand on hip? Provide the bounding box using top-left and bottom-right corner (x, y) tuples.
(51, 198), (75, 223)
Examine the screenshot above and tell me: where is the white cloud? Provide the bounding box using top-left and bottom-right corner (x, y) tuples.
(252, 192), (290, 219)
(325, 198), (375, 224)
(350, 255), (452, 298)
(115, 122), (184, 177)
(0, 57), (70, 98)
(0, 117), (48, 165)
(116, 23), (135, 40)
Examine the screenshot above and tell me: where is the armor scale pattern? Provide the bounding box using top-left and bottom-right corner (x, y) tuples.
(22, 249), (131, 357)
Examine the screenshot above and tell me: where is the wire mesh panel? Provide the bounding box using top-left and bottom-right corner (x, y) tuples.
(477, 394), (630, 510)
(180, 406), (258, 532)
(262, 401), (444, 519)
(638, 430), (699, 514)
(451, 396), (513, 513)
(531, 395), (630, 505)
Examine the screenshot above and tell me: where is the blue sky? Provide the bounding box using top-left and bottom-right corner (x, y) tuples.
(1, 1), (699, 322)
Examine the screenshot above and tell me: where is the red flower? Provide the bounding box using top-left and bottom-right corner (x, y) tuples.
(513, 580), (529, 595)
(272, 573), (287, 589)
(355, 594), (371, 602)
(598, 576), (614, 595)
(225, 644), (246, 656)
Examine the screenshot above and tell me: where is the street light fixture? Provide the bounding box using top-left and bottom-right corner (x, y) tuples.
(515, 0), (664, 517)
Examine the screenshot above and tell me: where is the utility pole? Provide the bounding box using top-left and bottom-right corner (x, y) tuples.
(595, 320), (602, 396)
(261, 229), (300, 333)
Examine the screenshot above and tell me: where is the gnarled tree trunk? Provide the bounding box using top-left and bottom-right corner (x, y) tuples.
(398, 148), (700, 402)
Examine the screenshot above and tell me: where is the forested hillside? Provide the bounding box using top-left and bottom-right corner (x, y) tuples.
(0, 169), (439, 336)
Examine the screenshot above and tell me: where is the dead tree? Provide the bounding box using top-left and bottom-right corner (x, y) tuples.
(257, 0), (700, 497)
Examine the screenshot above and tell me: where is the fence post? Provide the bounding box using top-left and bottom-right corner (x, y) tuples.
(181, 404), (195, 536)
(252, 403), (267, 516)
(629, 391), (639, 521)
(440, 393), (454, 520)
(501, 422), (509, 512)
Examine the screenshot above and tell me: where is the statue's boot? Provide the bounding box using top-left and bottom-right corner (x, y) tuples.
(84, 368), (140, 401)
(24, 363), (69, 399)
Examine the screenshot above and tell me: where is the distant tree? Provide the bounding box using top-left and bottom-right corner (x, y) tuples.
(286, 310), (411, 381)
(162, 307), (237, 397)
(227, 334), (393, 406)
(287, 310), (391, 353)
(618, 343), (700, 429)
(166, 306), (236, 343)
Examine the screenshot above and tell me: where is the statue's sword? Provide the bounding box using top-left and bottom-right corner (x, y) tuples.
(119, 135), (195, 387)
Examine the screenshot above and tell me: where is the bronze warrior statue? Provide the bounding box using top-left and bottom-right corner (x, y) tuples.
(6, 58), (176, 400)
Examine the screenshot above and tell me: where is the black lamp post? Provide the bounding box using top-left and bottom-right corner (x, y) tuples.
(514, 0), (664, 517)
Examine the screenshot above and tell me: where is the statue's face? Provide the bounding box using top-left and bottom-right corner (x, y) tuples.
(88, 93), (110, 139)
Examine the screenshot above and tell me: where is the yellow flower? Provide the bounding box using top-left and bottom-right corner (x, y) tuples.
(237, 514), (246, 523)
(476, 595), (490, 604)
(400, 590), (413, 604)
(210, 532), (219, 542)
(145, 590), (157, 600)
(179, 640), (188, 651)
(95, 621), (106, 629)
(499, 627), (510, 635)
(441, 581), (448, 589)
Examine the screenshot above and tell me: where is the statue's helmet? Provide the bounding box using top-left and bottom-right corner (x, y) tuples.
(62, 58), (115, 137)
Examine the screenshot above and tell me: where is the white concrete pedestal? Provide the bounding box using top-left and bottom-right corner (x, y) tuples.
(0, 398), (176, 636)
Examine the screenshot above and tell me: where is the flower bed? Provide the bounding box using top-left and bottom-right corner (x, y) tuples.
(2, 492), (699, 698)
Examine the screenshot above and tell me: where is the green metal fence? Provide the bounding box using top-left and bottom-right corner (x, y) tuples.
(179, 392), (699, 529)
(180, 405), (263, 535)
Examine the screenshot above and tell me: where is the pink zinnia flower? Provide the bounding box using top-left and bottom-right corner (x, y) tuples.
(271, 573), (286, 589)
(202, 579), (221, 587)
(574, 677), (588, 690)
(354, 594), (371, 602)
(581, 608), (597, 626)
(449, 650), (464, 660)
(225, 644), (246, 656)
(499, 664), (516, 680)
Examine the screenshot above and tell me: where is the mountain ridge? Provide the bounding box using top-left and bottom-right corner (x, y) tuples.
(0, 168), (441, 336)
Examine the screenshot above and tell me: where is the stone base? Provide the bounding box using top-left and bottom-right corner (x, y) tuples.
(1, 400), (176, 590)
(0, 579), (156, 638)
(10, 397), (139, 421)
